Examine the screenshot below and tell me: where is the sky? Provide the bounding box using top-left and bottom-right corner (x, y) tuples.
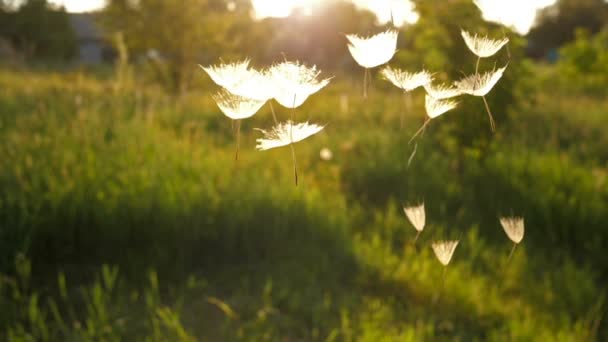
(49, 0), (556, 34)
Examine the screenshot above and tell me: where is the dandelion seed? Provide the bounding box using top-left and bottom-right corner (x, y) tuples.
(423, 83), (462, 100)
(212, 90), (266, 120)
(500, 216), (525, 262)
(230, 69), (277, 102)
(381, 67), (432, 92)
(454, 66), (507, 131)
(212, 90), (266, 160)
(410, 95), (458, 143)
(255, 121), (324, 185)
(256, 121), (324, 151)
(404, 203), (425, 242)
(431, 239), (459, 304)
(431, 240), (459, 266)
(346, 29), (398, 98)
(461, 30), (509, 59)
(455, 66), (507, 97)
(267, 61), (331, 109)
(200, 59), (253, 91)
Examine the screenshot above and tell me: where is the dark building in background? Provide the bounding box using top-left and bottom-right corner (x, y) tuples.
(69, 13), (112, 64)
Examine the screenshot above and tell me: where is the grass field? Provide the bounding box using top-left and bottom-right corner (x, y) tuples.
(0, 65), (606, 340)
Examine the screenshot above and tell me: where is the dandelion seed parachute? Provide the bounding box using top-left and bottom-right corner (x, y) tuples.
(381, 67), (432, 92)
(424, 83), (463, 100)
(346, 30), (399, 69)
(425, 95), (458, 119)
(212, 90), (266, 120)
(200, 59), (253, 91)
(431, 240), (459, 266)
(267, 61), (331, 109)
(461, 30), (509, 58)
(255, 121), (325, 151)
(500, 216), (525, 244)
(454, 66), (507, 97)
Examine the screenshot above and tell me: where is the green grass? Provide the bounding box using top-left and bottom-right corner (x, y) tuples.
(0, 66), (606, 340)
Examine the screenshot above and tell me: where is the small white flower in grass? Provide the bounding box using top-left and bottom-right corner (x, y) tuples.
(454, 66), (507, 97)
(381, 67), (432, 92)
(461, 30), (509, 58)
(346, 30), (398, 69)
(425, 95), (458, 119)
(423, 83), (462, 100)
(431, 240), (459, 266)
(500, 216), (525, 262)
(255, 121), (324, 151)
(454, 66), (507, 132)
(500, 216), (525, 244)
(212, 90), (266, 120)
(200, 59), (252, 90)
(268, 61), (331, 109)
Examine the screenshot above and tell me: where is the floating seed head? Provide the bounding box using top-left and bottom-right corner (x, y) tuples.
(500, 216), (525, 244)
(424, 83), (463, 100)
(381, 67), (432, 92)
(404, 203), (425, 232)
(425, 95), (458, 119)
(212, 90), (266, 120)
(255, 121), (325, 151)
(454, 66), (507, 97)
(461, 30), (509, 58)
(346, 29), (398, 69)
(431, 240), (459, 266)
(268, 61), (331, 108)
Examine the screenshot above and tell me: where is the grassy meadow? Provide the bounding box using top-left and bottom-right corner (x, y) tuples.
(0, 64), (607, 340)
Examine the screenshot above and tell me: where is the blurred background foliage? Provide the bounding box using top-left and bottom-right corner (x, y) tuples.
(1, 0), (608, 340)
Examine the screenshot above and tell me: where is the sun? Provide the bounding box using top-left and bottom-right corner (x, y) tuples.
(251, 0), (318, 19)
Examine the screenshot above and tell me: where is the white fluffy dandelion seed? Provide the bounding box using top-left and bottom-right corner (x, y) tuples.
(454, 66), (507, 131)
(200, 59), (253, 90)
(346, 29), (398, 98)
(409, 95), (458, 144)
(381, 67), (432, 92)
(230, 69), (277, 102)
(500, 216), (525, 262)
(346, 30), (398, 69)
(212, 90), (266, 120)
(461, 30), (509, 59)
(404, 203), (425, 243)
(255, 121), (324, 151)
(267, 61), (331, 109)
(500, 216), (525, 244)
(425, 95), (458, 119)
(212, 90), (266, 161)
(423, 83), (463, 100)
(431, 240), (459, 266)
(255, 121), (325, 186)
(455, 66), (507, 97)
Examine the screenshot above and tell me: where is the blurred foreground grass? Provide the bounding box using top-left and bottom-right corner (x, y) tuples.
(0, 67), (606, 340)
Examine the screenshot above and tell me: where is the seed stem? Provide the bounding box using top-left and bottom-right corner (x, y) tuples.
(234, 119), (240, 161)
(409, 118), (430, 144)
(482, 96), (496, 132)
(269, 101), (278, 125)
(507, 242), (517, 264)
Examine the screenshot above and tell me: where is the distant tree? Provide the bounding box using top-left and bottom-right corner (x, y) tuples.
(100, 0), (254, 93)
(528, 0), (608, 58)
(0, 0), (76, 61)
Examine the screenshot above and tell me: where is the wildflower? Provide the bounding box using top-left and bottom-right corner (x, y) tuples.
(381, 67), (432, 92)
(267, 61), (331, 109)
(423, 83), (462, 100)
(256, 121), (325, 185)
(500, 216), (525, 262)
(200, 59), (252, 91)
(431, 240), (459, 266)
(212, 90), (266, 160)
(454, 66), (507, 131)
(461, 30), (509, 58)
(346, 29), (398, 98)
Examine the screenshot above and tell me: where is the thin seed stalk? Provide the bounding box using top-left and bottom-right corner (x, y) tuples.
(234, 119), (241, 161)
(481, 96), (496, 132)
(363, 68), (368, 99)
(290, 94), (298, 186)
(269, 101), (278, 125)
(507, 242), (517, 264)
(413, 230), (421, 244)
(409, 118), (430, 144)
